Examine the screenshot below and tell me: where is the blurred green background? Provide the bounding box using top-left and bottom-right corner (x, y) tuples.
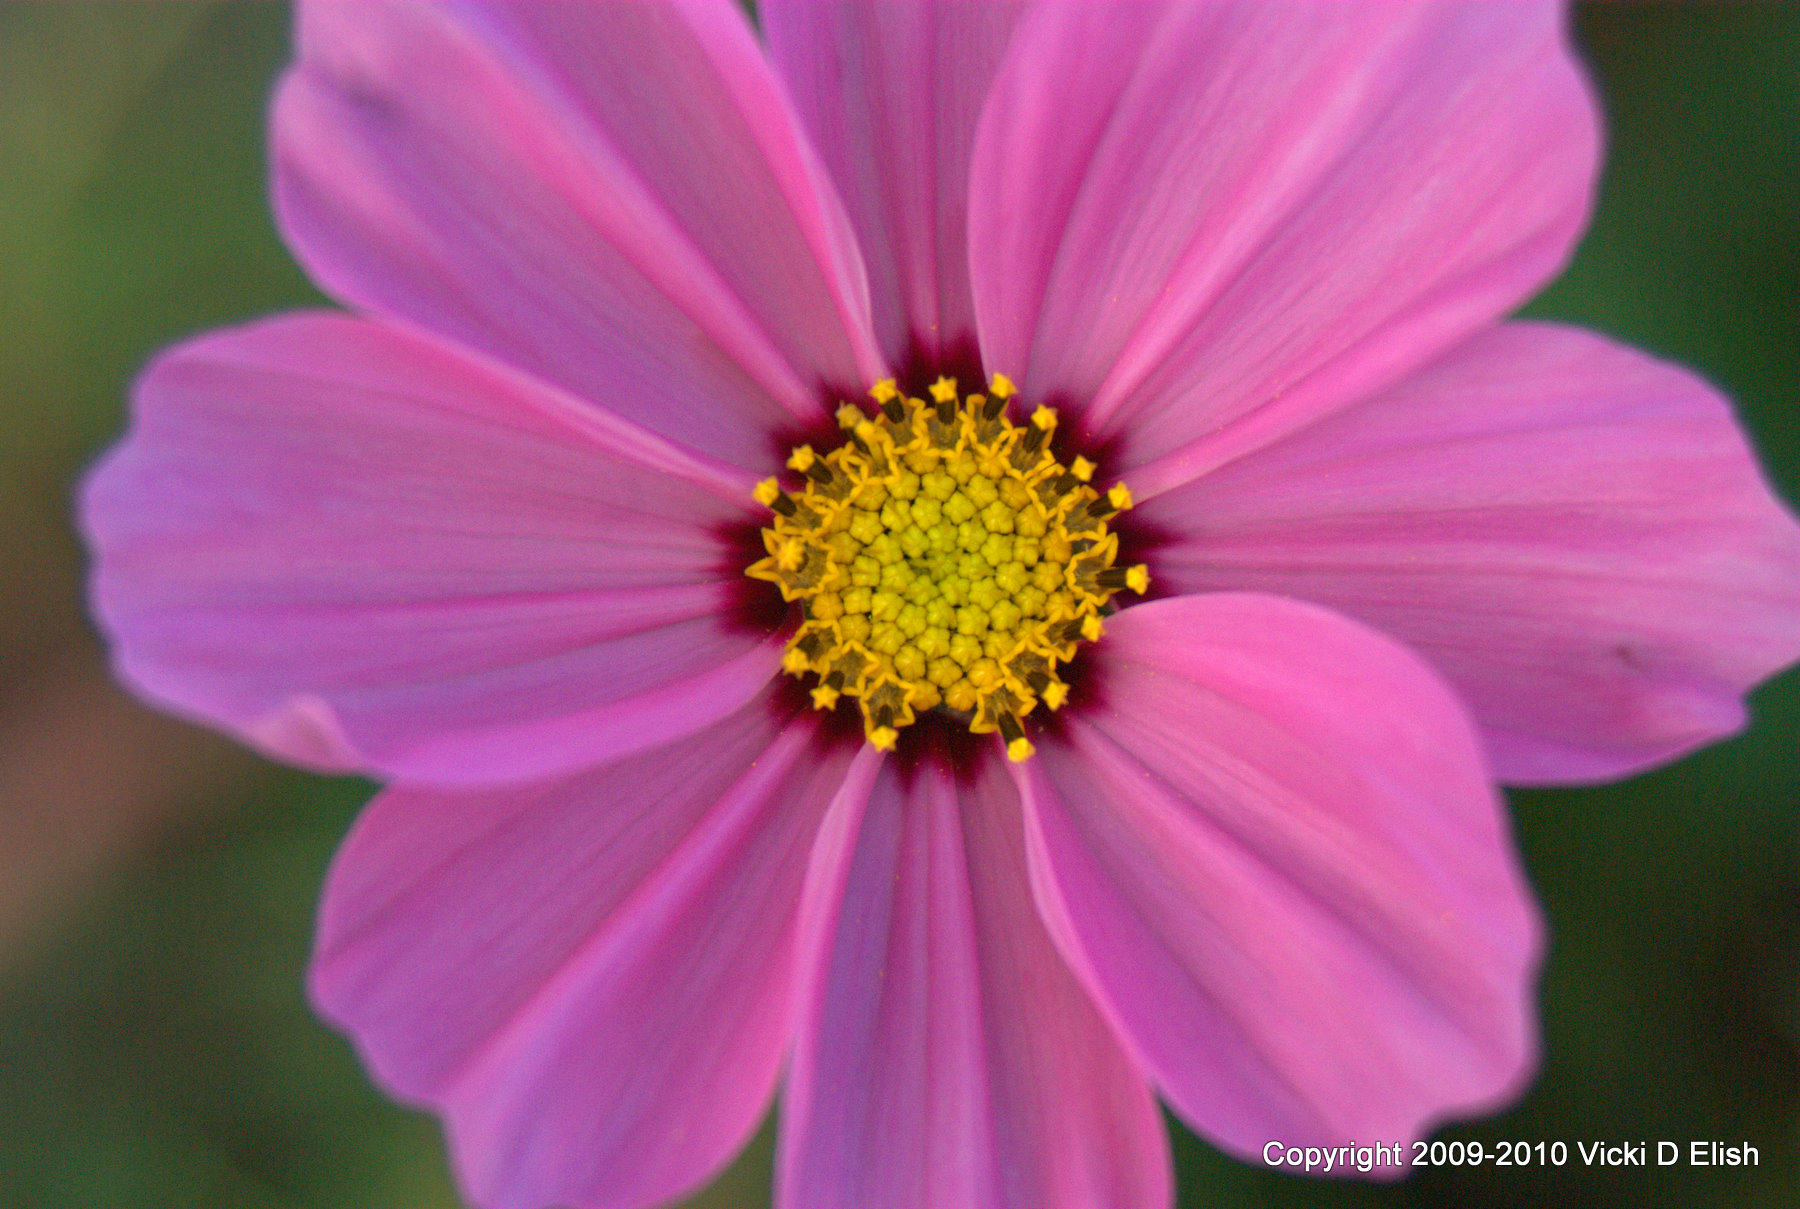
(0, 4), (1793, 1208)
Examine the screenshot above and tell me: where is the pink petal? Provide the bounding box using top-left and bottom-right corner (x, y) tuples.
(968, 1), (1597, 491)
(1014, 595), (1542, 1159)
(1142, 323), (1800, 784)
(312, 697), (855, 1209)
(780, 749), (1170, 1209)
(276, 0), (884, 471)
(80, 313), (782, 787)
(763, 0), (1024, 367)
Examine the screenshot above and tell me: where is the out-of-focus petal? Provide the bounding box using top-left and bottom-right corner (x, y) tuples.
(277, 0), (884, 471)
(1014, 595), (1541, 1158)
(763, 0), (1023, 367)
(312, 697), (855, 1209)
(969, 1), (1596, 493)
(1143, 323), (1800, 784)
(80, 313), (782, 787)
(780, 748), (1169, 1209)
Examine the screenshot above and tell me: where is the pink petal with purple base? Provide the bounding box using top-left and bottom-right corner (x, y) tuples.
(969, 1), (1596, 486)
(313, 697), (855, 1209)
(1144, 323), (1800, 784)
(780, 748), (1170, 1209)
(1015, 595), (1541, 1159)
(278, 0), (884, 471)
(764, 0), (1024, 367)
(81, 313), (781, 787)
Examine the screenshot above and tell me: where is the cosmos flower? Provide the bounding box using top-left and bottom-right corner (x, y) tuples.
(79, 2), (1800, 1208)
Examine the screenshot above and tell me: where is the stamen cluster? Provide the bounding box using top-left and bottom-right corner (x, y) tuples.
(749, 375), (1147, 761)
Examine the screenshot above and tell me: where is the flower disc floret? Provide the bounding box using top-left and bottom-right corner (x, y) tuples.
(750, 375), (1148, 761)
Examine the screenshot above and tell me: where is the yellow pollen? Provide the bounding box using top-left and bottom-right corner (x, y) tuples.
(747, 375), (1150, 761)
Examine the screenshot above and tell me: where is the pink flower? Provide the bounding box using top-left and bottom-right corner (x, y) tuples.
(79, 3), (1800, 1208)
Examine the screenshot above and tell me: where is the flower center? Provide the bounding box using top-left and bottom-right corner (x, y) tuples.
(749, 375), (1147, 761)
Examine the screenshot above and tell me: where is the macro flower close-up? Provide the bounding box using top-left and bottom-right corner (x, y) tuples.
(66, 3), (1800, 1209)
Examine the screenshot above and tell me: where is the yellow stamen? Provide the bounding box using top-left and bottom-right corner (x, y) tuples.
(747, 377), (1148, 757)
